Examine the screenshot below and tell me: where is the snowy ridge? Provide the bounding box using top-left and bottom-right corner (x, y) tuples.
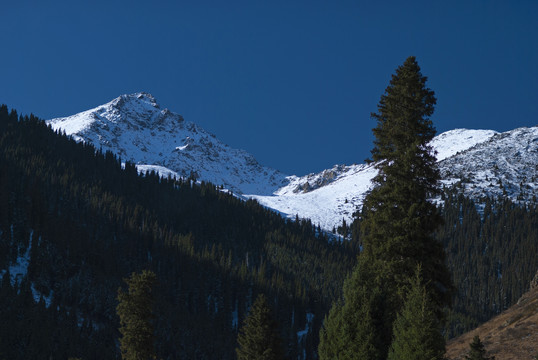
(430, 128), (499, 161)
(47, 94), (536, 233)
(249, 164), (377, 231)
(250, 127), (537, 231)
(438, 126), (538, 202)
(48, 93), (288, 195)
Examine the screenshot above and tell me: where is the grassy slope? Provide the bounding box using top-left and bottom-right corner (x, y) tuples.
(446, 272), (538, 360)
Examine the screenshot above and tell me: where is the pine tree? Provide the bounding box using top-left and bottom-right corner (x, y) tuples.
(387, 267), (446, 360)
(318, 259), (386, 360)
(361, 55), (452, 310)
(117, 270), (157, 360)
(236, 294), (283, 360)
(465, 335), (495, 360)
(319, 56), (453, 359)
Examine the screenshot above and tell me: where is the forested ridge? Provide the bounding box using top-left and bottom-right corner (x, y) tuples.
(0, 105), (356, 359)
(347, 190), (538, 339)
(439, 191), (538, 336)
(0, 104), (536, 359)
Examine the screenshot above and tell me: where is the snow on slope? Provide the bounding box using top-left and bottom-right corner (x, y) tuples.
(439, 126), (538, 201)
(48, 93), (288, 195)
(248, 128), (537, 231)
(136, 164), (180, 179)
(47, 94), (536, 233)
(430, 129), (498, 161)
(250, 164), (378, 231)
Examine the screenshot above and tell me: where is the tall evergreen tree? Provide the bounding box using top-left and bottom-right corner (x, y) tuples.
(465, 335), (495, 360)
(319, 56), (452, 359)
(117, 270), (157, 360)
(361, 55), (452, 310)
(236, 294), (283, 360)
(387, 267), (446, 360)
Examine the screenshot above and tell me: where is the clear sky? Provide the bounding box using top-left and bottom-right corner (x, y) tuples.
(1, 1), (537, 175)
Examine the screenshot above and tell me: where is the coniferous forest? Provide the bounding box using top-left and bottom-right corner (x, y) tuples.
(320, 56), (452, 360)
(0, 105), (356, 359)
(0, 94), (536, 358)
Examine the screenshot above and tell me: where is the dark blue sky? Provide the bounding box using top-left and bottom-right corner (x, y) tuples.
(2, 1), (537, 175)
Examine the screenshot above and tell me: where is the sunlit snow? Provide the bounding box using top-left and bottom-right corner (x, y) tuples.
(430, 128), (498, 161)
(248, 128), (503, 232)
(46, 94), (536, 233)
(47, 93), (287, 195)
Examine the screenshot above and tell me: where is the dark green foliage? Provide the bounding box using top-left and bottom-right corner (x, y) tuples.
(236, 294), (283, 360)
(0, 273), (94, 359)
(117, 270), (157, 360)
(440, 192), (538, 336)
(465, 335), (495, 360)
(362, 56), (452, 311)
(318, 258), (386, 360)
(0, 105), (356, 359)
(321, 56), (452, 359)
(0, 100), (536, 358)
(387, 267), (446, 360)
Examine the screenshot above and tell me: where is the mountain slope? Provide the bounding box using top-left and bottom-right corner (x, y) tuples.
(439, 126), (538, 201)
(47, 93), (537, 232)
(252, 127), (537, 231)
(48, 93), (287, 195)
(1, 106), (356, 359)
(446, 271), (538, 360)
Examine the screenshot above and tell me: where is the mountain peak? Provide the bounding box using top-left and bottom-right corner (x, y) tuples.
(114, 92), (159, 108)
(46, 94), (287, 195)
(47, 94), (537, 232)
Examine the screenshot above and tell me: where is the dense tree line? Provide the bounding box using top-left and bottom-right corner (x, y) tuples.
(0, 101), (536, 358)
(236, 294), (283, 360)
(345, 185), (538, 340)
(117, 270), (158, 360)
(320, 56), (452, 359)
(0, 105), (356, 359)
(319, 57), (537, 358)
(439, 190), (538, 336)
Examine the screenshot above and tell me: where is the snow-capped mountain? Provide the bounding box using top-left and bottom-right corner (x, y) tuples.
(439, 126), (538, 201)
(47, 93), (537, 233)
(250, 127), (537, 231)
(47, 93), (288, 195)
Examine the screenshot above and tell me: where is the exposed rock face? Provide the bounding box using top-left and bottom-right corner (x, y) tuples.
(292, 165), (347, 193)
(439, 127), (538, 203)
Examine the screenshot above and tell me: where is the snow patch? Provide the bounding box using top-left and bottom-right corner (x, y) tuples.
(431, 129), (498, 161)
(247, 164), (376, 232)
(297, 313), (315, 360)
(232, 301), (239, 329)
(31, 284), (53, 308)
(1, 230), (33, 286)
(136, 164), (180, 179)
